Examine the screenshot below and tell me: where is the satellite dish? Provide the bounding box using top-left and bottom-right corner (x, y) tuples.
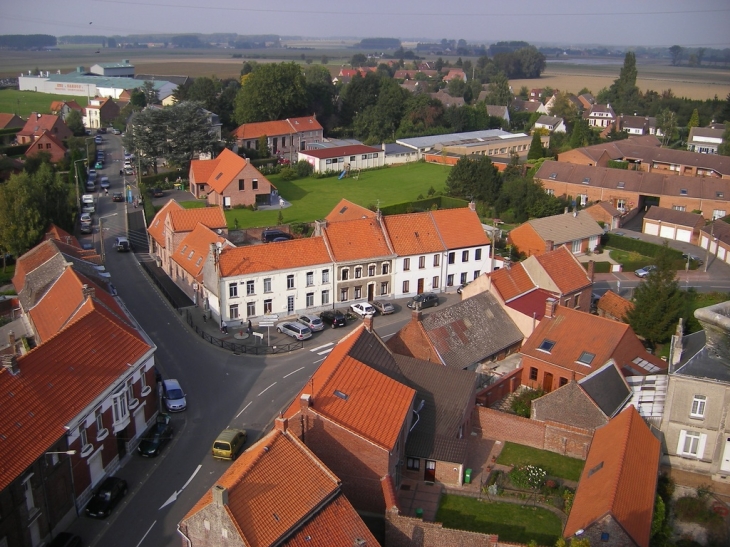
(215, 241), (222, 250)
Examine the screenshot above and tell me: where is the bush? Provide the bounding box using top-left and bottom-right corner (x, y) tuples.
(509, 465), (547, 490)
(603, 233), (683, 260)
(280, 166), (296, 180)
(510, 388), (545, 417)
(674, 496), (720, 524)
(562, 489), (575, 515)
(294, 160), (313, 178)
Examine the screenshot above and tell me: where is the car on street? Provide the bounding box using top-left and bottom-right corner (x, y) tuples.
(261, 229), (294, 243)
(276, 321), (312, 340)
(81, 195), (95, 214)
(100, 176), (110, 189)
(84, 477), (127, 519)
(682, 253), (704, 265)
(634, 265), (657, 278)
(112, 192), (124, 202)
(406, 292), (439, 310)
(87, 170), (97, 181)
(369, 300), (395, 315)
(79, 223), (92, 234)
(162, 379), (187, 412)
(94, 135), (103, 144)
(94, 160), (103, 170)
(124, 167), (134, 176)
(320, 309), (347, 328)
(48, 532), (83, 547)
(80, 212), (92, 224)
(152, 188), (164, 197)
(350, 302), (376, 317)
(212, 428), (247, 460)
(456, 281), (470, 294)
(137, 414), (173, 457)
(298, 314), (324, 332)
(112, 128), (121, 135)
(114, 236), (131, 252)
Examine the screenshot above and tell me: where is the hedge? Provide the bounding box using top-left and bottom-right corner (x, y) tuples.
(250, 158), (277, 169)
(140, 172), (182, 187)
(380, 195), (469, 215)
(0, 127), (20, 137)
(0, 144), (28, 156)
(603, 233), (683, 260)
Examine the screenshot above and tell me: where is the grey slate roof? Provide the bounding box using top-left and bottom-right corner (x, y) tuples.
(397, 129), (512, 150)
(688, 126), (724, 142)
(525, 210), (604, 246)
(421, 292), (524, 369)
(384, 143), (415, 155)
(134, 74), (189, 86)
(674, 330), (730, 384)
(535, 115), (562, 127)
(579, 361), (632, 418)
(531, 381), (609, 430)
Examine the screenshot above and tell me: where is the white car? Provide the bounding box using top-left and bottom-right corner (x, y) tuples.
(276, 322), (312, 340)
(350, 302), (376, 317)
(81, 194), (95, 214)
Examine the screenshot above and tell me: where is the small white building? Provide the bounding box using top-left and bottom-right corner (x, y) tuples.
(90, 60), (135, 78)
(688, 127), (725, 154)
(534, 115), (566, 133)
(298, 144), (384, 174)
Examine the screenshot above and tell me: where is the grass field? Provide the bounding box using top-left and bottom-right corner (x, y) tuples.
(436, 494), (562, 545)
(496, 442), (585, 482)
(0, 89), (88, 118)
(219, 162), (450, 229)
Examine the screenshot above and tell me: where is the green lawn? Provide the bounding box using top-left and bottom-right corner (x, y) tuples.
(0, 264), (15, 286)
(436, 494), (562, 546)
(496, 442), (585, 482)
(223, 162), (450, 229)
(179, 200), (206, 209)
(0, 89), (89, 118)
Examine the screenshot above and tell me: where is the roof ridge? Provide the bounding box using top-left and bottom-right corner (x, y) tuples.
(604, 408), (634, 512)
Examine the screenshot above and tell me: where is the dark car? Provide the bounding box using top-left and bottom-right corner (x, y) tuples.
(137, 414), (173, 457)
(261, 229), (293, 243)
(456, 282), (470, 295)
(112, 192), (124, 202)
(320, 309), (347, 328)
(152, 188), (164, 197)
(85, 477), (128, 519)
(406, 292), (439, 310)
(49, 533), (83, 547)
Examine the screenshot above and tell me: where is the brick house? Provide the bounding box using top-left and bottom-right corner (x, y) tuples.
(698, 218), (730, 267)
(0, 112), (26, 130)
(520, 299), (666, 392)
(536, 160), (730, 220)
(178, 418), (377, 546)
(386, 293), (523, 371)
(325, 198), (376, 223)
(232, 115), (323, 162)
(596, 290), (633, 323)
(642, 206), (705, 244)
(189, 148), (277, 208)
(24, 130), (67, 163)
(17, 113), (72, 144)
(49, 100), (83, 121)
(508, 210), (603, 257)
(584, 201), (622, 230)
(83, 97), (120, 129)
(564, 406), (660, 547)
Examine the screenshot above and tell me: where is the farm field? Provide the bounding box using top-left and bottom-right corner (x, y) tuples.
(0, 89), (89, 118)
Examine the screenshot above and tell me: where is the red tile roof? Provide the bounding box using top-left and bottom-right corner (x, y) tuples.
(218, 237), (332, 277)
(147, 200), (184, 248)
(0, 113), (25, 129)
(25, 130), (67, 163)
(182, 426), (376, 547)
(205, 148), (246, 194)
(29, 268), (89, 342)
(168, 206), (226, 233)
(43, 224), (79, 248)
(429, 208), (489, 249)
(325, 198), (376, 223)
(506, 288), (556, 320)
(301, 145), (381, 160)
(490, 263), (535, 302)
(189, 157), (217, 183)
(172, 224), (228, 282)
(597, 290), (634, 322)
(535, 245), (592, 294)
(232, 116), (322, 140)
(0, 304), (152, 493)
(18, 113), (71, 141)
(384, 212), (445, 256)
(564, 406), (660, 547)
(324, 218), (393, 262)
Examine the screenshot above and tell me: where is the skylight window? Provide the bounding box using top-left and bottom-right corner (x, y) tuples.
(617, 181), (625, 188)
(215, 172), (223, 180)
(549, 172), (557, 180)
(680, 189), (688, 196)
(582, 177), (590, 184)
(587, 461), (604, 477)
(577, 351), (595, 365)
(334, 390), (349, 401)
(538, 339), (556, 353)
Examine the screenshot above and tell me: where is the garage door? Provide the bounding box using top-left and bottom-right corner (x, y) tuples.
(676, 228), (692, 242)
(644, 222), (660, 236)
(659, 225), (675, 239)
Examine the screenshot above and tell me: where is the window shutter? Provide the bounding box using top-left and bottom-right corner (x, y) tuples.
(677, 431), (687, 455)
(697, 434), (708, 459)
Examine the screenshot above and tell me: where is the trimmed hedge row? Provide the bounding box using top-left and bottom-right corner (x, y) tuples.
(380, 195), (469, 215)
(140, 171), (182, 186)
(603, 233), (683, 259)
(0, 144), (28, 156)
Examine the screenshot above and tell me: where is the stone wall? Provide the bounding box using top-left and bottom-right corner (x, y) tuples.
(385, 509), (499, 547)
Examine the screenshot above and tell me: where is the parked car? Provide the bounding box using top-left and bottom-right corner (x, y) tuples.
(80, 212), (92, 224)
(84, 477), (127, 519)
(320, 309), (347, 328)
(124, 167), (134, 176)
(298, 314), (324, 332)
(114, 237), (131, 252)
(152, 188), (164, 197)
(456, 281), (470, 295)
(162, 379), (187, 412)
(350, 302), (376, 317)
(634, 265), (657, 278)
(94, 135), (103, 144)
(212, 428), (247, 460)
(87, 170), (97, 182)
(370, 300), (395, 315)
(277, 322), (312, 340)
(261, 229), (293, 243)
(81, 195), (95, 214)
(79, 223), (92, 234)
(100, 176), (110, 189)
(112, 192), (124, 202)
(406, 292), (439, 310)
(137, 414), (173, 457)
(682, 253), (703, 265)
(49, 532), (83, 547)
(94, 160), (104, 170)
(85, 181), (95, 192)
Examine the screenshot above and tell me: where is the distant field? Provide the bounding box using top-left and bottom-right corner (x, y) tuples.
(0, 89), (88, 117)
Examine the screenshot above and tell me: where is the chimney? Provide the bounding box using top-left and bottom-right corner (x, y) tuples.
(313, 219), (327, 237)
(545, 297), (558, 319)
(545, 239), (554, 252)
(586, 260), (595, 282)
(212, 484), (228, 507)
(669, 318), (684, 372)
(300, 393), (312, 411)
(82, 284), (95, 299)
(411, 309), (422, 322)
(363, 314), (373, 332)
(8, 330), (15, 349)
(275, 415), (288, 432)
(694, 301), (730, 362)
(469, 201), (476, 212)
(2, 355), (19, 376)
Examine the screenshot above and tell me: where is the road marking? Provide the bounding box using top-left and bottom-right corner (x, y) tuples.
(135, 520), (156, 547)
(284, 366), (305, 378)
(310, 342), (334, 352)
(313, 357), (327, 364)
(235, 401), (252, 419)
(317, 348), (334, 355)
(160, 465), (201, 509)
(258, 382), (277, 396)
(381, 333), (395, 339)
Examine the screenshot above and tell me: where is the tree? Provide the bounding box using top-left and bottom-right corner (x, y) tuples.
(444, 155), (501, 205)
(718, 123), (730, 156)
(320, 55), (328, 65)
(485, 72), (512, 106)
(527, 132), (545, 160)
(65, 109), (86, 136)
(350, 54), (367, 67)
(185, 76), (221, 113)
(123, 108), (168, 174)
(687, 108), (700, 132)
(669, 45), (683, 66)
(234, 62), (307, 124)
(606, 52), (640, 115)
(130, 89), (146, 108)
(626, 244), (685, 347)
(165, 101), (217, 169)
(548, 91), (578, 122)
(141, 81), (159, 105)
(656, 108), (677, 145)
(304, 64), (336, 129)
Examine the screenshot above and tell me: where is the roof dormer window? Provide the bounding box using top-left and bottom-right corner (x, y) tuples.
(549, 173), (557, 180)
(680, 189), (688, 196)
(538, 339), (555, 353)
(582, 177), (590, 184)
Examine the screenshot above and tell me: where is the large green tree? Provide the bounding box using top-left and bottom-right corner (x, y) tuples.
(669, 45), (683, 66)
(444, 155), (501, 205)
(626, 244), (685, 347)
(165, 101), (217, 169)
(687, 108), (700, 132)
(303, 64), (336, 130)
(65, 109), (86, 136)
(656, 108), (678, 145)
(527, 132), (545, 160)
(485, 72), (512, 106)
(234, 62), (307, 124)
(605, 52), (640, 115)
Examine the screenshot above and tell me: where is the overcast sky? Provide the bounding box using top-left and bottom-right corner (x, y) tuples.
(2, 0), (729, 48)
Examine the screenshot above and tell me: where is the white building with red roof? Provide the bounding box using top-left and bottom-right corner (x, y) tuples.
(298, 144), (385, 173)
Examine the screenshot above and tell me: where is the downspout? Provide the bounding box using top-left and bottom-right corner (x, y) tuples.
(177, 524), (192, 547)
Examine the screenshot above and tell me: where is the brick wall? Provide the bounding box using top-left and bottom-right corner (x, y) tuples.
(476, 368), (522, 407)
(385, 509), (499, 547)
(543, 421), (593, 460)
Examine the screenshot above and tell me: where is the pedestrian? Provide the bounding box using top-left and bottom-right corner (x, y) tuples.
(119, 168), (123, 176)
(247, 319), (252, 335)
(104, 188), (108, 196)
(202, 313), (207, 323)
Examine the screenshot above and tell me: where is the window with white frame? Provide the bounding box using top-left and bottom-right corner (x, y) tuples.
(246, 280), (255, 295)
(247, 302), (255, 316)
(229, 283), (238, 298)
(287, 275), (294, 289)
(462, 250), (469, 262)
(690, 395), (706, 418)
(95, 408), (103, 432)
(380, 282), (388, 295)
(368, 265), (376, 276)
(111, 388), (129, 430)
(447, 274), (454, 286)
(23, 475), (36, 513)
(322, 269), (329, 283)
(306, 271), (314, 286)
(475, 249), (481, 260)
(263, 278), (272, 293)
(677, 430), (706, 458)
(673, 205), (686, 212)
(546, 188), (555, 196)
(419, 256), (426, 269)
(355, 267), (362, 279)
(80, 426), (88, 449)
(433, 276), (439, 289)
(354, 286), (362, 299)
(229, 304), (239, 319)
(264, 299), (272, 314)
(382, 262), (390, 274)
(460, 272), (467, 284)
(126, 380), (135, 405)
(322, 290), (330, 305)
(340, 288), (348, 302)
(712, 210), (726, 220)
(403, 280), (410, 293)
(617, 199), (626, 211)
(403, 258), (410, 271)
(433, 254), (440, 267)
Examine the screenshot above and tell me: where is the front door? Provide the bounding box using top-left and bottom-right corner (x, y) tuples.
(287, 295), (295, 314)
(543, 372), (553, 392)
(88, 450), (104, 487)
(721, 437), (730, 473)
(417, 278), (424, 294)
(424, 460), (436, 482)
(117, 426), (127, 459)
(367, 284), (374, 301)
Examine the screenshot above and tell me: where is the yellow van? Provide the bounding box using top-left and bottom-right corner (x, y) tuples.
(212, 428), (247, 460)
